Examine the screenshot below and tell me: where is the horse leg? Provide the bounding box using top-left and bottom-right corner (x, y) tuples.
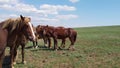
(60, 39), (66, 49)
(43, 37), (48, 47)
(13, 47), (17, 65)
(33, 41), (35, 48)
(10, 47), (15, 68)
(48, 38), (52, 48)
(33, 41), (37, 49)
(0, 58), (2, 68)
(0, 52), (4, 68)
(0, 48), (5, 68)
(21, 44), (26, 64)
(0, 57), (3, 68)
(13, 44), (20, 65)
(35, 40), (38, 48)
(68, 37), (75, 51)
(53, 37), (58, 51)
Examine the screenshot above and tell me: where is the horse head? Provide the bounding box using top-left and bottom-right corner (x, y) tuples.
(20, 15), (36, 41)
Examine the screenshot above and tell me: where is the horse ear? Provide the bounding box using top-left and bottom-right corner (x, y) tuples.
(46, 25), (48, 27)
(20, 15), (24, 20)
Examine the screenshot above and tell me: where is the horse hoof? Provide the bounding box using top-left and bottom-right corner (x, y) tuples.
(35, 46), (38, 49)
(22, 61), (27, 64)
(61, 46), (65, 48)
(58, 47), (62, 50)
(13, 62), (16, 65)
(49, 46), (52, 49)
(68, 47), (75, 51)
(12, 66), (14, 68)
(45, 44), (48, 47)
(55, 48), (58, 51)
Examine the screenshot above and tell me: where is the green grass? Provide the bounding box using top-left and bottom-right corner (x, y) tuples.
(4, 26), (120, 68)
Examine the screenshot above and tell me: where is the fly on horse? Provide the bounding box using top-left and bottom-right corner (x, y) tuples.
(0, 15), (36, 68)
(36, 25), (77, 51)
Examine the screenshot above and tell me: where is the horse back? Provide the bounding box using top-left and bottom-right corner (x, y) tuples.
(53, 27), (69, 39)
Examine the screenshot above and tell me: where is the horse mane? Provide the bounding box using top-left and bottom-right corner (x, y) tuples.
(1, 17), (23, 33)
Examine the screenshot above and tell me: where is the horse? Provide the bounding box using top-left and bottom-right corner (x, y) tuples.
(36, 25), (54, 48)
(36, 25), (77, 50)
(8, 25), (37, 66)
(32, 26), (39, 48)
(0, 15), (36, 68)
(13, 32), (28, 65)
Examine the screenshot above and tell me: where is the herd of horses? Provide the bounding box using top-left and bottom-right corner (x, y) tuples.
(0, 15), (77, 68)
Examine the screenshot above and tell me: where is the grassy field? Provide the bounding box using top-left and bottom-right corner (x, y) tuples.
(4, 26), (120, 68)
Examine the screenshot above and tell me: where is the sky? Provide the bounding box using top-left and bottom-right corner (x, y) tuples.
(0, 0), (120, 28)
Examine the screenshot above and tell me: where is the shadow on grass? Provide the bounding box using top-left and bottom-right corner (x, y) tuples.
(25, 46), (33, 49)
(31, 46), (55, 51)
(2, 56), (25, 68)
(25, 45), (69, 51)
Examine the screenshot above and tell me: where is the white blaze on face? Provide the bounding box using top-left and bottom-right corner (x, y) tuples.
(28, 22), (36, 41)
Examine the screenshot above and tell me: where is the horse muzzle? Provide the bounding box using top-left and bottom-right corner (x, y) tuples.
(28, 36), (36, 41)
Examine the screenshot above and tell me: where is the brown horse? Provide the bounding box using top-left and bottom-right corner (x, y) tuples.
(8, 25), (37, 66)
(36, 25), (54, 48)
(0, 15), (36, 68)
(32, 26), (39, 48)
(36, 25), (77, 50)
(12, 32), (28, 65)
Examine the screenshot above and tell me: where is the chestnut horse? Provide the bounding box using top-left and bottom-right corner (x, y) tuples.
(12, 32), (28, 65)
(36, 25), (77, 50)
(8, 25), (37, 66)
(32, 26), (39, 48)
(36, 25), (52, 48)
(0, 15), (36, 68)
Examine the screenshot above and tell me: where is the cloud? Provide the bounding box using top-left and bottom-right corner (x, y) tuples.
(0, 14), (18, 21)
(38, 4), (76, 16)
(0, 0), (18, 4)
(0, 4), (13, 10)
(0, 0), (78, 27)
(40, 4), (76, 11)
(69, 0), (79, 3)
(0, 2), (76, 17)
(15, 3), (38, 13)
(56, 14), (78, 20)
(0, 3), (38, 14)
(31, 16), (59, 23)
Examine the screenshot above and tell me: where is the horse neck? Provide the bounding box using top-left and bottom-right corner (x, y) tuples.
(0, 22), (5, 27)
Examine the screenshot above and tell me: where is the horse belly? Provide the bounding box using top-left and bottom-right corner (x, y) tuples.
(57, 35), (66, 39)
